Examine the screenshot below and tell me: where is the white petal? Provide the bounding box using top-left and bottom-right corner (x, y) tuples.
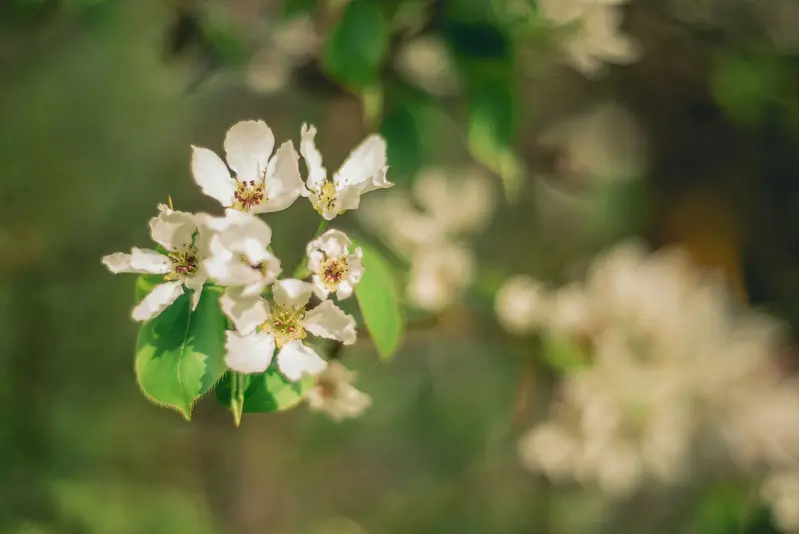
(223, 120), (275, 182)
(272, 279), (313, 309)
(256, 141), (304, 213)
(220, 287), (270, 335)
(306, 229), (350, 260)
(335, 134), (388, 189)
(299, 123), (327, 191)
(277, 340), (328, 381)
(185, 274), (206, 311)
(225, 330), (275, 374)
(102, 252), (134, 273)
(303, 300), (357, 345)
(131, 281), (184, 322)
(148, 207), (197, 252)
(104, 250), (169, 275)
(191, 146), (236, 207)
(311, 274), (331, 300)
(335, 280), (354, 300)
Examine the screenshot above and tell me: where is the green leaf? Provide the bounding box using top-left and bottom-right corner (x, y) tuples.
(134, 281), (227, 420)
(379, 100), (424, 183)
(322, 0), (388, 89)
(279, 0), (320, 20)
(351, 238), (404, 360)
(710, 49), (784, 126)
(215, 368), (314, 414)
(541, 332), (589, 374)
(466, 76), (525, 201)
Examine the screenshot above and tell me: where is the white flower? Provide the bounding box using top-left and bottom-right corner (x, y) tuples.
(223, 279), (357, 381)
(495, 275), (549, 336)
(306, 361), (372, 421)
(102, 204), (208, 321)
(306, 229), (364, 300)
(540, 0), (640, 78)
(299, 124), (392, 220)
(197, 210), (282, 335)
(518, 240), (790, 497)
(356, 191), (446, 256)
(406, 242), (475, 313)
(191, 120), (304, 214)
(411, 167), (496, 236)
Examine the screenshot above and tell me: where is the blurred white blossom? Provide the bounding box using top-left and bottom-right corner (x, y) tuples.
(538, 102), (646, 187)
(762, 471), (799, 533)
(306, 361), (372, 421)
(518, 240), (795, 497)
(539, 0), (641, 78)
(495, 275), (549, 336)
(246, 16), (319, 95)
(395, 35), (459, 96)
(358, 166), (495, 313)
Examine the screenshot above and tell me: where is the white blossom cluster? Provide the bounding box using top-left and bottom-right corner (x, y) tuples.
(497, 241), (799, 507)
(103, 120), (390, 421)
(539, 0), (641, 78)
(357, 166), (495, 313)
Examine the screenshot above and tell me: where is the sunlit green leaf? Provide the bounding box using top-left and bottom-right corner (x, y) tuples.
(351, 238), (404, 360)
(134, 280), (227, 420)
(216, 367), (314, 414)
(322, 0), (388, 89)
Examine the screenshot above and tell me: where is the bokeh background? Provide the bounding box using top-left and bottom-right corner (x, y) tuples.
(4, 0), (799, 532)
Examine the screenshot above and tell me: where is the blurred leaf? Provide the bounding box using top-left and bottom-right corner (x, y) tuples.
(215, 368), (314, 414)
(134, 282), (227, 420)
(466, 77), (525, 200)
(710, 49), (784, 126)
(352, 238), (405, 361)
(199, 7), (249, 66)
(322, 0), (388, 89)
(541, 332), (589, 374)
(380, 99), (424, 183)
(52, 478), (217, 534)
(444, 20), (510, 62)
(689, 483), (776, 534)
(361, 84), (384, 128)
(280, 0), (320, 20)
(584, 178), (650, 246)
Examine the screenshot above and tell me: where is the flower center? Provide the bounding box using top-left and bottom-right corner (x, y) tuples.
(233, 180), (265, 212)
(320, 257), (349, 290)
(240, 255), (270, 276)
(316, 378), (337, 399)
(315, 181), (338, 213)
(164, 247), (199, 281)
(263, 305), (306, 348)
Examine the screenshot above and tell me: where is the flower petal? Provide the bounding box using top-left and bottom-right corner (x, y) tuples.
(148, 206), (197, 252)
(256, 141), (304, 213)
(303, 300), (357, 345)
(225, 330), (276, 374)
(191, 146), (236, 207)
(223, 120), (275, 182)
(335, 134), (388, 189)
(220, 287), (270, 335)
(306, 229), (350, 260)
(299, 123), (327, 192)
(184, 274), (206, 311)
(335, 280), (355, 300)
(131, 281), (184, 322)
(277, 340), (328, 381)
(272, 279), (313, 309)
(102, 248), (170, 275)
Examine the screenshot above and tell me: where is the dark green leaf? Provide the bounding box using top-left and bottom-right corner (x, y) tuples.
(322, 0), (388, 89)
(379, 100), (423, 182)
(443, 20), (510, 62)
(134, 281), (227, 420)
(280, 0), (320, 20)
(351, 238), (404, 361)
(216, 367), (314, 414)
